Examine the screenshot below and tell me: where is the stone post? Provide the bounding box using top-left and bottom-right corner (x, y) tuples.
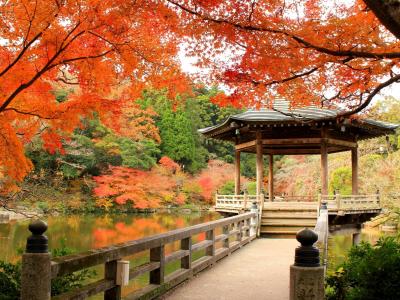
(290, 228), (324, 300)
(21, 220), (51, 300)
(352, 232), (361, 246)
(250, 202), (258, 237)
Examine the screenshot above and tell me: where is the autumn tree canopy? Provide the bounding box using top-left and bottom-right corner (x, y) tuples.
(2, 0), (400, 192)
(0, 0), (188, 192)
(168, 0), (400, 113)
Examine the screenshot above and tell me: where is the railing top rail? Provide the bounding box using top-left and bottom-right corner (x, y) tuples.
(51, 212), (256, 278)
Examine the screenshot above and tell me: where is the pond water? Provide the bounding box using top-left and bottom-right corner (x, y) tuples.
(0, 211), (221, 298)
(0, 212), (387, 298)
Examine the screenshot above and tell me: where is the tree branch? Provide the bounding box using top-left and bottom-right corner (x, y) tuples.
(167, 0), (400, 59)
(338, 73), (400, 117)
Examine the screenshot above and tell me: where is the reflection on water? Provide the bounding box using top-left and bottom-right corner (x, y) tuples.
(0, 211), (220, 298)
(327, 228), (385, 272)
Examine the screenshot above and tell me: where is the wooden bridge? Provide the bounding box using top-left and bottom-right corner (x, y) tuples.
(20, 206), (332, 300)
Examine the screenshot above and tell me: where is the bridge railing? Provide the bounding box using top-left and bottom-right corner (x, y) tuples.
(272, 195), (317, 202)
(21, 212), (258, 300)
(215, 194), (264, 210)
(314, 203), (329, 271)
(321, 194), (380, 212)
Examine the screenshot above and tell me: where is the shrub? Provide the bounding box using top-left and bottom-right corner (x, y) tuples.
(219, 180), (235, 194)
(329, 167), (352, 195)
(0, 239), (96, 299)
(326, 236), (400, 300)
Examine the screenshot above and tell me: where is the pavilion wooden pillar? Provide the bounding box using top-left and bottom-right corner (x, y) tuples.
(268, 154), (274, 201)
(234, 150), (241, 195)
(351, 147), (359, 195)
(256, 131), (264, 196)
(321, 141), (328, 196)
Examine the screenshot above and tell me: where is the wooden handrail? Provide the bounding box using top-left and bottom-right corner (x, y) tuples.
(47, 212), (258, 299)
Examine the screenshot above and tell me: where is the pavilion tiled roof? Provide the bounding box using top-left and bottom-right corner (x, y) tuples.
(199, 100), (398, 141)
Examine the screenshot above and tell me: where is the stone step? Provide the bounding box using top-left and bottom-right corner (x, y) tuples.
(259, 230), (298, 238)
(261, 219), (317, 227)
(263, 207), (317, 211)
(262, 213), (317, 219)
(261, 225), (310, 232)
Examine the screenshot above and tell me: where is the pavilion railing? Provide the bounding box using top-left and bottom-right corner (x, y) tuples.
(215, 194), (264, 211)
(273, 195), (318, 202)
(321, 194), (381, 212)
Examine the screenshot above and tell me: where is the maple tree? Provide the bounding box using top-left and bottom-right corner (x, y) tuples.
(192, 159), (237, 202)
(93, 156), (186, 209)
(0, 0), (187, 193)
(167, 0), (400, 113)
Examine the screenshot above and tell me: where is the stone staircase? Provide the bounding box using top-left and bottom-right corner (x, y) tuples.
(260, 202), (318, 238)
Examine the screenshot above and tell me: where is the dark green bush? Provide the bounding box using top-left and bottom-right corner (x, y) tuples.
(326, 236), (400, 300)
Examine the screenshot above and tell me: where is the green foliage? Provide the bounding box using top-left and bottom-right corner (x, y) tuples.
(367, 97), (400, 151)
(329, 166), (352, 195)
(326, 236), (400, 300)
(246, 181), (257, 195)
(219, 180), (235, 194)
(0, 239), (96, 299)
(158, 108), (197, 168)
(0, 261), (20, 300)
(119, 138), (160, 170)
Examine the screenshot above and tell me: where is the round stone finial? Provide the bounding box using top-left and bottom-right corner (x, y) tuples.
(296, 228), (318, 247)
(28, 219), (48, 235)
(294, 228), (320, 267)
(320, 202), (328, 210)
(26, 219), (48, 253)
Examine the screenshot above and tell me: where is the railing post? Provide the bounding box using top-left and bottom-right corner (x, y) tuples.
(206, 229), (216, 257)
(243, 192), (248, 210)
(150, 245), (165, 284)
(376, 189), (380, 207)
(223, 225), (230, 249)
(104, 260), (121, 300)
(245, 218), (251, 237)
(335, 191), (341, 211)
(290, 228), (324, 300)
(181, 237), (192, 269)
(21, 220), (51, 300)
(250, 202), (258, 237)
(236, 221), (243, 242)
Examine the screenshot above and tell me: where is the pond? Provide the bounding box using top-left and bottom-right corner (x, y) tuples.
(0, 212), (387, 298)
(0, 211), (221, 298)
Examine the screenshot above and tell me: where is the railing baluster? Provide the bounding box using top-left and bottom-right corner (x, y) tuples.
(245, 218), (250, 237)
(104, 260), (121, 300)
(236, 221), (243, 242)
(181, 237), (192, 269)
(223, 225), (229, 248)
(150, 245), (165, 285)
(206, 229), (216, 257)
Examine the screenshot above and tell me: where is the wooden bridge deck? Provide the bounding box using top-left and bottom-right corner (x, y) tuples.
(163, 238), (297, 300)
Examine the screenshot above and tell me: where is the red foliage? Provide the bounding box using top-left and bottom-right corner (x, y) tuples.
(193, 160), (235, 203)
(159, 156), (181, 173)
(93, 157), (185, 209)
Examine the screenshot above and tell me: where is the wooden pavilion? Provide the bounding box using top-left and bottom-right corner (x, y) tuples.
(200, 100), (398, 235)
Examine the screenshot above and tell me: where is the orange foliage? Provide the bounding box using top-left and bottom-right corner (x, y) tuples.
(93, 157), (186, 209)
(0, 0), (189, 192)
(192, 160), (235, 203)
(159, 156), (181, 173)
(116, 103), (160, 143)
(170, 1), (400, 112)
